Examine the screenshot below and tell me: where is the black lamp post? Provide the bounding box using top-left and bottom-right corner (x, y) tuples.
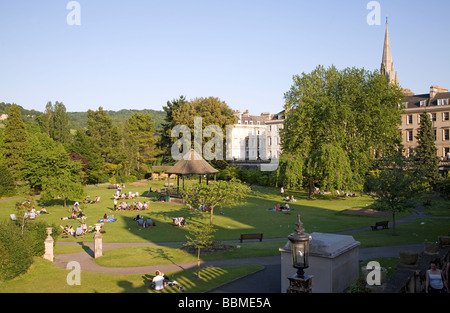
(287, 214), (313, 293)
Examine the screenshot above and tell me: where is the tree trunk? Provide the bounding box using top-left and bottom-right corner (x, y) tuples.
(392, 212), (397, 236)
(308, 177), (315, 199)
(210, 206), (215, 226)
(197, 247), (201, 278)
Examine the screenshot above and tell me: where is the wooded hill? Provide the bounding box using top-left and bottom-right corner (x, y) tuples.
(0, 102), (166, 130)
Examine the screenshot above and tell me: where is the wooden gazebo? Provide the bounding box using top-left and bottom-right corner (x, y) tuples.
(165, 149), (219, 195)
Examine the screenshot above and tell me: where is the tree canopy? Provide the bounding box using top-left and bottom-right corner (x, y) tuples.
(281, 65), (405, 197)
(181, 179), (251, 225)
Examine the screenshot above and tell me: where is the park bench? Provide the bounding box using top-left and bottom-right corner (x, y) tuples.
(239, 233), (263, 243)
(371, 220), (389, 231)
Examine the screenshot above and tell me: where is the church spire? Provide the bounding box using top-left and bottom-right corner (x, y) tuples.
(381, 17), (398, 85)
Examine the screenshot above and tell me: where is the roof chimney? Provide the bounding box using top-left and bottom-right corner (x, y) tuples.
(430, 86), (448, 98)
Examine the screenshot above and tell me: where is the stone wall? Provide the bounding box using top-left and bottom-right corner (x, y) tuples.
(376, 239), (450, 293)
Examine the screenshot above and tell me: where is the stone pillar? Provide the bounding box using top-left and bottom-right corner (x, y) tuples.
(94, 223), (103, 258)
(287, 274), (313, 293)
(44, 227), (54, 262)
(280, 232), (360, 293)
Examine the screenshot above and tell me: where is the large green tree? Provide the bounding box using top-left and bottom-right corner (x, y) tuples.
(414, 112), (440, 189)
(68, 129), (104, 184)
(281, 65), (404, 197)
(1, 104), (30, 184)
(123, 113), (158, 175)
(86, 107), (121, 164)
(162, 96), (236, 162)
(161, 96), (190, 158)
(366, 152), (426, 235)
(181, 179), (251, 226)
(24, 129), (85, 205)
(37, 101), (70, 143)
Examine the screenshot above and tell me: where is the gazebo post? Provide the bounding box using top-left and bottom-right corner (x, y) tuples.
(168, 175), (170, 194)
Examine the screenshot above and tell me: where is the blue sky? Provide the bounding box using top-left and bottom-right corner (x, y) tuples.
(1, 0), (449, 114)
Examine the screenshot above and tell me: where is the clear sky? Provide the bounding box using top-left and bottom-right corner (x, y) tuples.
(1, 0), (449, 114)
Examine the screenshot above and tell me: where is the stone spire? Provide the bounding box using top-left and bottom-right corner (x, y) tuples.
(381, 17), (398, 85)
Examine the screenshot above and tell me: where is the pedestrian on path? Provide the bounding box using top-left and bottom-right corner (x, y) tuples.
(425, 259), (448, 293)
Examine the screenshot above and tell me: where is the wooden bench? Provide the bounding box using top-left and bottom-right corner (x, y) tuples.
(239, 233), (263, 243)
(371, 220), (389, 231)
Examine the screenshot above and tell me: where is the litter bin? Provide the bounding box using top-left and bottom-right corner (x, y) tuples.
(165, 196), (170, 202)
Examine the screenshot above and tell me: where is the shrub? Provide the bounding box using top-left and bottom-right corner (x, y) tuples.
(25, 221), (59, 256)
(437, 175), (450, 199)
(0, 221), (34, 281)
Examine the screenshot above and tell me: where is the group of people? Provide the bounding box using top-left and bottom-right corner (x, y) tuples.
(114, 200), (150, 211)
(273, 203), (291, 212)
(113, 191), (139, 200)
(84, 196), (101, 204)
(30, 206), (48, 215)
(61, 222), (88, 236)
(60, 202), (85, 220)
(173, 217), (186, 227)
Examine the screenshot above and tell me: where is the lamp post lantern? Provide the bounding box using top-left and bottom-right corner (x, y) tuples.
(287, 214), (313, 293)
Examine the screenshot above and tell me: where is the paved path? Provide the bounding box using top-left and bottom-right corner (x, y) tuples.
(53, 204), (448, 293)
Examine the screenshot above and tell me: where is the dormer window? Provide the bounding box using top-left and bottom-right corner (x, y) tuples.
(420, 100), (427, 107)
(437, 99), (449, 106)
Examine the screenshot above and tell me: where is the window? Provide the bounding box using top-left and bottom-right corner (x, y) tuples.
(437, 99), (449, 106)
(444, 129), (450, 141)
(443, 112), (449, 121)
(444, 147), (450, 158)
(420, 100), (427, 107)
(434, 129), (437, 141)
(431, 113), (437, 121)
(407, 130), (414, 142)
(407, 115), (413, 124)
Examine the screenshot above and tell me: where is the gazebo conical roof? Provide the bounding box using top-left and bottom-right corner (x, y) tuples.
(166, 149), (219, 175)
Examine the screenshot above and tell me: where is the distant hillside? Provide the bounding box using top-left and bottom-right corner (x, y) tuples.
(0, 102), (43, 121)
(67, 109), (166, 130)
(0, 102), (166, 130)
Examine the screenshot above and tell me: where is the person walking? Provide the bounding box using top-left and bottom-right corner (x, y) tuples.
(426, 259), (448, 293)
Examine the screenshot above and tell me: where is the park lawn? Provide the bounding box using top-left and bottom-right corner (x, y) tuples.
(0, 257), (263, 293)
(353, 218), (450, 248)
(94, 240), (286, 268)
(0, 181), (390, 244)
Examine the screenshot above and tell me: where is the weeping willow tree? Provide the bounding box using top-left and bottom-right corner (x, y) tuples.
(280, 65), (404, 198)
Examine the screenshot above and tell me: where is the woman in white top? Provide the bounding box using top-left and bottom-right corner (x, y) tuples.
(151, 270), (165, 291)
(426, 260), (448, 293)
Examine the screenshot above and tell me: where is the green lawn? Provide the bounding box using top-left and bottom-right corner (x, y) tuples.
(0, 181), (389, 244)
(0, 257), (263, 293)
(1, 180), (449, 293)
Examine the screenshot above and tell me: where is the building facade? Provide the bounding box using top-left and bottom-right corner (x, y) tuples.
(400, 86), (450, 159)
(381, 20), (449, 159)
(227, 109), (284, 161)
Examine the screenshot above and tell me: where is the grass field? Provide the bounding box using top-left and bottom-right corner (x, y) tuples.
(1, 179), (449, 292)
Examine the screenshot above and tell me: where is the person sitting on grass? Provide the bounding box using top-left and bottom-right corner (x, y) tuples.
(151, 270), (165, 290)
